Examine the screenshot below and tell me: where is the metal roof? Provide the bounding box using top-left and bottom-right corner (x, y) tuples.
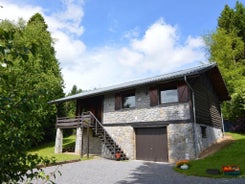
(49, 63), (229, 104)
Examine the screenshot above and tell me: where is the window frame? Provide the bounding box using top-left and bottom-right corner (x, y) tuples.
(159, 88), (179, 104)
(149, 82), (190, 106)
(122, 92), (136, 109)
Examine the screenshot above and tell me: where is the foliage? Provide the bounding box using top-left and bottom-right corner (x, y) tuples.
(65, 85), (82, 117)
(0, 13), (64, 183)
(204, 1), (245, 122)
(174, 133), (245, 178)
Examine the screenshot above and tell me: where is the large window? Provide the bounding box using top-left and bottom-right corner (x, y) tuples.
(160, 89), (178, 104)
(149, 82), (189, 106)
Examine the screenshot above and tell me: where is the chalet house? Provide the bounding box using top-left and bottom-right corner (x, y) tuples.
(49, 63), (230, 163)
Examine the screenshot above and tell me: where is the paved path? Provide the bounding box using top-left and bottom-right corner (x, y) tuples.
(38, 158), (244, 184)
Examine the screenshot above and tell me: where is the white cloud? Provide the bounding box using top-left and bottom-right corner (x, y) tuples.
(50, 0), (84, 36)
(0, 1), (43, 22)
(1, 1), (207, 93)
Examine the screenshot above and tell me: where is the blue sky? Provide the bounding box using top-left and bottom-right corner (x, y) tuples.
(0, 0), (241, 92)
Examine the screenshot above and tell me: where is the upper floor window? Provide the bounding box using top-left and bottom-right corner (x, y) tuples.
(122, 94), (135, 108)
(149, 82), (189, 106)
(160, 89), (178, 104)
(115, 90), (135, 110)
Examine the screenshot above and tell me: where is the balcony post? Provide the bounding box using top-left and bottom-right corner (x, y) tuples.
(75, 127), (83, 156)
(55, 128), (63, 153)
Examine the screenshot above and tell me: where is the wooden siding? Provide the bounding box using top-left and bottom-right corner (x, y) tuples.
(178, 82), (190, 102)
(149, 87), (159, 106)
(192, 75), (222, 128)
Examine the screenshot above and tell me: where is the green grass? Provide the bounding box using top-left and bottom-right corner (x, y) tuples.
(174, 133), (245, 178)
(29, 135), (81, 163)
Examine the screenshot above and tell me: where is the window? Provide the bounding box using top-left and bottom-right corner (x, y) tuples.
(115, 91), (135, 110)
(160, 89), (178, 104)
(149, 82), (189, 106)
(201, 126), (207, 138)
(122, 94), (135, 108)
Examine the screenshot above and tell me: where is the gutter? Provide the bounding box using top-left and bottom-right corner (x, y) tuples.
(184, 75), (198, 159)
(221, 105), (225, 137)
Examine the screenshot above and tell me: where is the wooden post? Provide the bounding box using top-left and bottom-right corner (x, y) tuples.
(87, 126), (89, 158)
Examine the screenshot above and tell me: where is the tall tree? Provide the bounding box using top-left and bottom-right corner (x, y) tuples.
(205, 1), (245, 122)
(66, 85), (83, 117)
(23, 13), (65, 142)
(0, 13), (64, 182)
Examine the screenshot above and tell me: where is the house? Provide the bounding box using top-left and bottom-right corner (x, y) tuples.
(49, 63), (230, 163)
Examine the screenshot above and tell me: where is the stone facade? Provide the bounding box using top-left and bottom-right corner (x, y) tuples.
(167, 123), (195, 162)
(100, 87), (193, 162)
(80, 128), (102, 156)
(104, 126), (135, 159)
(99, 87), (223, 162)
(195, 124), (223, 154)
(103, 87), (190, 124)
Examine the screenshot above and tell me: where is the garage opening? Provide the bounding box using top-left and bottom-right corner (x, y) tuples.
(135, 127), (168, 162)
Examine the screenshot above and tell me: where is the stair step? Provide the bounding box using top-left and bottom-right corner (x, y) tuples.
(89, 112), (129, 161)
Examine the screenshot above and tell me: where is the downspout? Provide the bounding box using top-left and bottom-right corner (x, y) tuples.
(184, 75), (198, 159)
(220, 105), (225, 137)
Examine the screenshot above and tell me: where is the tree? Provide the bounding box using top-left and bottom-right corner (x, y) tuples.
(205, 1), (245, 122)
(23, 13), (65, 142)
(65, 85), (83, 117)
(0, 13), (64, 182)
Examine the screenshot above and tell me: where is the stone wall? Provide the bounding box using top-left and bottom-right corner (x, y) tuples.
(167, 123), (223, 162)
(167, 123), (195, 162)
(103, 126), (135, 159)
(82, 128), (102, 156)
(103, 87), (190, 124)
(195, 124), (223, 154)
(99, 122), (223, 162)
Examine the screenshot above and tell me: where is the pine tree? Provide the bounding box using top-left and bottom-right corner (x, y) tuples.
(205, 1), (245, 123)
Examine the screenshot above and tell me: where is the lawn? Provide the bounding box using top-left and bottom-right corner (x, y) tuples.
(29, 135), (82, 163)
(174, 133), (245, 178)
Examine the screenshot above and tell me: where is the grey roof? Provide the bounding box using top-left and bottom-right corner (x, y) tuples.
(49, 63), (225, 104)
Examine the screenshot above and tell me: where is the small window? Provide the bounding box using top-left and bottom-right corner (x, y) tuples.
(122, 94), (135, 108)
(160, 89), (178, 104)
(201, 126), (207, 138)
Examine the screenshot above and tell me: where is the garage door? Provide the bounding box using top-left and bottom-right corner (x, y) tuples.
(135, 127), (168, 162)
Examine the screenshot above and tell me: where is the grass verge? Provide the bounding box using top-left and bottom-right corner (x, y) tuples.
(174, 133), (245, 178)
(29, 135), (93, 163)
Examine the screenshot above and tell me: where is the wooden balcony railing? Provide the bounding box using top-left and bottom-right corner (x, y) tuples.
(56, 113), (92, 129)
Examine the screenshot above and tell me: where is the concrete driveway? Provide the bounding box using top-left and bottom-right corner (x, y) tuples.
(38, 158), (244, 184)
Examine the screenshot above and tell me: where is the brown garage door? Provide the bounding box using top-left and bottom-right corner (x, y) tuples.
(135, 127), (168, 162)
